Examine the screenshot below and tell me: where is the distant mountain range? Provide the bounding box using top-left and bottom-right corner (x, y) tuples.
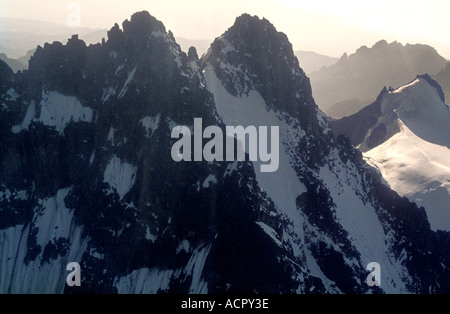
(0, 17), (214, 72)
(310, 40), (448, 118)
(294, 50), (338, 74)
(434, 62), (450, 103)
(0, 53), (26, 72)
(329, 75), (450, 231)
(0, 17), (107, 59)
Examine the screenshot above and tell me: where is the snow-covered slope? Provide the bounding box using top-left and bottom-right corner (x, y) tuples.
(359, 76), (450, 151)
(204, 62), (409, 293)
(201, 16), (450, 293)
(363, 84), (450, 231)
(365, 120), (450, 231)
(0, 188), (87, 293)
(332, 75), (450, 231)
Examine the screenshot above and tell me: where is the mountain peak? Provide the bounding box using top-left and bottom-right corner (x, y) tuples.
(122, 11), (166, 37)
(105, 11), (168, 48)
(203, 14), (315, 120)
(330, 74), (450, 152)
(213, 12), (292, 59)
(372, 39), (390, 49)
(232, 13), (273, 29)
(225, 13), (289, 48)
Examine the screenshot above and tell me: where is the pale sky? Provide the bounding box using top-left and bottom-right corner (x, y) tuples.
(2, 0), (450, 59)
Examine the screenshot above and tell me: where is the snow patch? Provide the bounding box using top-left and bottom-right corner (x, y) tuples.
(202, 174), (217, 188)
(0, 186), (28, 203)
(223, 162), (238, 177)
(103, 156), (137, 200)
(151, 31), (169, 41)
(182, 244), (211, 294)
(145, 227), (157, 242)
(255, 221), (282, 247)
(118, 67), (137, 99)
(102, 87), (116, 103)
(115, 63), (125, 76)
(177, 239), (190, 254)
(11, 101), (36, 133)
(107, 127), (116, 145)
(0, 216), (88, 294)
(89, 150), (96, 166)
(12, 91), (93, 134)
(33, 187), (74, 247)
(139, 114), (160, 137)
(6, 88), (19, 100)
(114, 268), (173, 294)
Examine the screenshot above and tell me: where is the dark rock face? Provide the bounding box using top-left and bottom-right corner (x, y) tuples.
(206, 15), (316, 122)
(1, 11), (449, 294)
(328, 88), (386, 148)
(434, 62), (450, 103)
(204, 14), (332, 169)
(0, 11), (300, 294)
(207, 15), (313, 113)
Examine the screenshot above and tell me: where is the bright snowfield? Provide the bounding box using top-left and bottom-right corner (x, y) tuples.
(364, 78), (450, 231)
(203, 62), (410, 293)
(12, 91), (93, 134)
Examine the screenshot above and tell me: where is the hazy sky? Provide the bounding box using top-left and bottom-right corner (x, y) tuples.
(2, 0), (450, 58)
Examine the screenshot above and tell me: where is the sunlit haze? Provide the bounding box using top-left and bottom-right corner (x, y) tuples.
(2, 0), (450, 58)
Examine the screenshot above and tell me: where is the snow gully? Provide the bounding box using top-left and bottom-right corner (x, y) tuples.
(171, 118), (279, 172)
